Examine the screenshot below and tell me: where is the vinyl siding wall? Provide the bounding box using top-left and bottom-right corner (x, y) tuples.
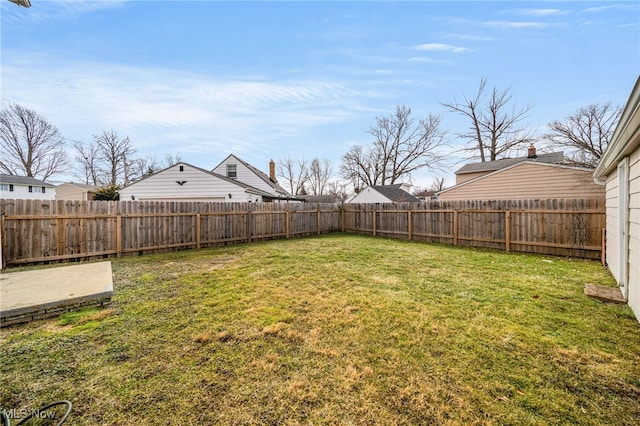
(55, 184), (93, 201)
(605, 148), (640, 320)
(213, 156), (277, 196)
(605, 170), (620, 286)
(628, 148), (640, 319)
(120, 164), (248, 202)
(439, 163), (605, 201)
(456, 171), (490, 184)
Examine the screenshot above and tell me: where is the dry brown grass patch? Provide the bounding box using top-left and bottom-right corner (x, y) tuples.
(192, 331), (214, 344)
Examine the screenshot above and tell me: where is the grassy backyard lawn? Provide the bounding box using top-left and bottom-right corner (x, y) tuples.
(1, 234), (639, 425)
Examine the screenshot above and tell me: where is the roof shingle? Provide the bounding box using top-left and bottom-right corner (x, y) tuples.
(455, 152), (564, 175)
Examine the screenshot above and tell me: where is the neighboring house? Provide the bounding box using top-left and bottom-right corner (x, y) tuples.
(119, 162), (280, 202)
(346, 183), (420, 203)
(0, 174), (55, 200)
(454, 146), (564, 185)
(415, 190), (439, 201)
(593, 76), (640, 322)
(55, 183), (98, 201)
(438, 161), (605, 201)
(212, 154), (292, 200)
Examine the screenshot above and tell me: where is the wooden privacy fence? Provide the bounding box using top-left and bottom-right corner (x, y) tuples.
(344, 198), (605, 260)
(0, 200), (341, 267)
(0, 198), (605, 267)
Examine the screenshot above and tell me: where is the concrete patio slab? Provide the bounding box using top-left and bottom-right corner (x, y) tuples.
(0, 262), (113, 327)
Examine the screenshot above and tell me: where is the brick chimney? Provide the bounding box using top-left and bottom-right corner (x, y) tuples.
(527, 144), (537, 159)
(269, 159), (276, 182)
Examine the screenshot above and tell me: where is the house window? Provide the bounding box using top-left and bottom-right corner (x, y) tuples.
(29, 186), (45, 193)
(179, 165), (184, 172)
(28, 186), (32, 193)
(226, 164), (237, 178)
(0, 184), (13, 192)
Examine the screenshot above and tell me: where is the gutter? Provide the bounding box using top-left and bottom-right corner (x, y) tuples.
(593, 175), (607, 186)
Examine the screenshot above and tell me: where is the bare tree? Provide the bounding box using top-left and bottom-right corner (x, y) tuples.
(277, 156), (308, 195)
(128, 155), (161, 182)
(341, 105), (445, 190)
(163, 153), (182, 168)
(326, 180), (350, 201)
(428, 177), (448, 192)
(0, 103), (69, 180)
(307, 158), (333, 195)
(340, 145), (378, 192)
(442, 78), (533, 162)
(545, 103), (622, 168)
(74, 140), (102, 185)
(93, 130), (136, 186)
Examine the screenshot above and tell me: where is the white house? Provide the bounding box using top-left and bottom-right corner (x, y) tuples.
(0, 174), (55, 200)
(55, 183), (98, 201)
(346, 183), (420, 203)
(120, 162), (278, 202)
(212, 155), (291, 200)
(593, 76), (640, 322)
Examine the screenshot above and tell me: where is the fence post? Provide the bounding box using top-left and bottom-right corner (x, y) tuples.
(317, 206), (321, 235)
(453, 210), (458, 246)
(116, 214), (122, 257)
(341, 206), (345, 232)
(408, 210), (412, 241)
(246, 207), (252, 243)
(372, 209), (377, 236)
(196, 213), (201, 249)
(286, 210), (290, 238)
(505, 211), (511, 252)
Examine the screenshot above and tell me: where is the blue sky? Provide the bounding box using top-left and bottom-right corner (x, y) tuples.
(1, 1), (638, 188)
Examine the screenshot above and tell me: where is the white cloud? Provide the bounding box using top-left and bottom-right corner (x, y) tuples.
(412, 43), (468, 53)
(1, 52), (373, 161)
(580, 4), (638, 14)
(442, 33), (495, 43)
(408, 57), (452, 65)
(516, 8), (570, 17)
(482, 21), (559, 29)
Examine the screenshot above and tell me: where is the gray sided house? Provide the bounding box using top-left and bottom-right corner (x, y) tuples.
(594, 76), (640, 322)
